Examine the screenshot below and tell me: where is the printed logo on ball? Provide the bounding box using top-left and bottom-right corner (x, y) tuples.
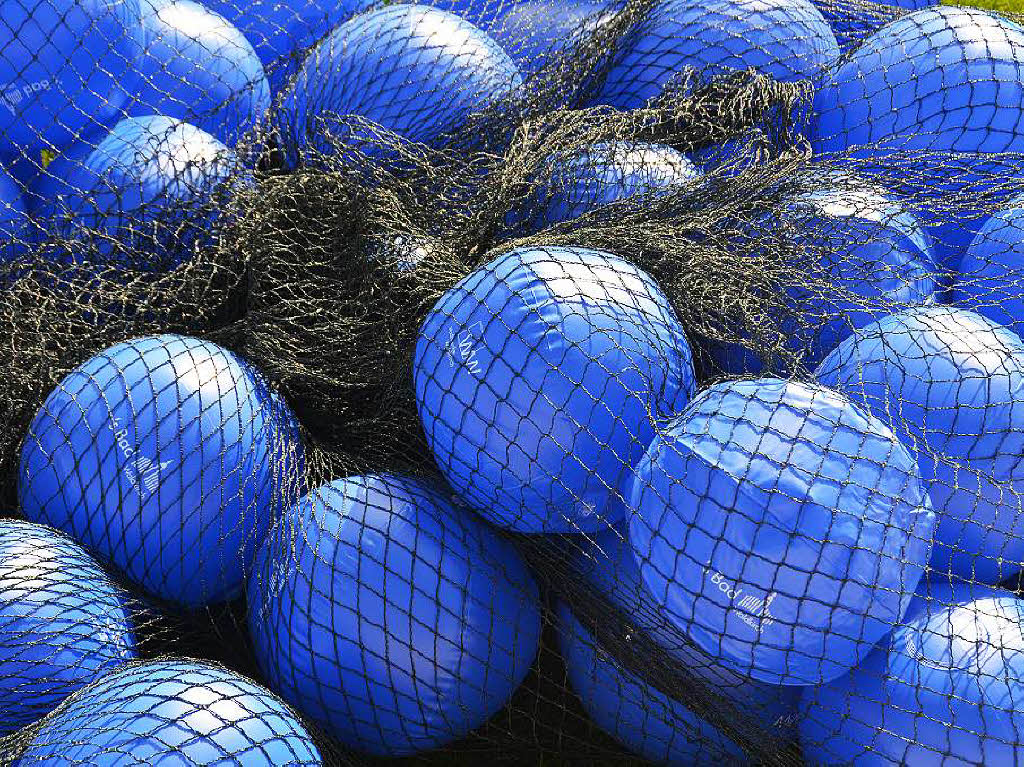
(772, 712), (798, 730)
(0, 80), (51, 115)
(445, 321), (485, 376)
(111, 416), (173, 496)
(706, 567), (777, 632)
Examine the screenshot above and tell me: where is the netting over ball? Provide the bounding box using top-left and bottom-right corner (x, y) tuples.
(248, 473), (543, 757)
(18, 334), (301, 609)
(2, 0), (1024, 763)
(628, 377), (935, 686)
(0, 520), (136, 736)
(18, 659), (322, 765)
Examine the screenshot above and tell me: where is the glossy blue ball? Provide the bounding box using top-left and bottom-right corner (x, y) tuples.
(131, 0), (271, 146)
(800, 579), (1024, 765)
(0, 520), (135, 736)
(33, 116), (239, 269)
(514, 141), (700, 234)
(19, 660), (321, 765)
(414, 246), (696, 533)
(19, 334), (289, 608)
(711, 174), (937, 374)
(628, 378), (935, 685)
(816, 306), (1024, 584)
(597, 0), (839, 109)
(281, 5), (522, 161)
(0, 1), (145, 154)
(248, 474), (542, 757)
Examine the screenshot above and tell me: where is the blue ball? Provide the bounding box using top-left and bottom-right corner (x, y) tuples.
(567, 526), (801, 734)
(248, 474), (542, 757)
(628, 378), (936, 685)
(201, 0), (375, 92)
(596, 0), (840, 110)
(0, 1), (145, 154)
(556, 601), (747, 766)
(0, 162), (30, 262)
(953, 196), (1024, 339)
(816, 306), (1024, 584)
(711, 174), (937, 375)
(414, 246), (696, 533)
(19, 334), (292, 609)
(281, 5), (523, 160)
(514, 141), (701, 234)
(33, 115), (239, 269)
(0, 520), (135, 736)
(19, 659), (321, 765)
(800, 578), (1024, 765)
(810, 7), (1024, 270)
(131, 0), (271, 147)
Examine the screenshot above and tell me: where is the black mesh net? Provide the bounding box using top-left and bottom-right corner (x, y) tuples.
(1, 0), (1024, 764)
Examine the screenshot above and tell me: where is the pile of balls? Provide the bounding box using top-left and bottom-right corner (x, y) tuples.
(3, 0), (1024, 764)
(7, 335), (324, 761)
(411, 234), (1024, 764)
(403, 3), (1024, 764)
(10, 330), (544, 759)
(0, 0), (560, 267)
